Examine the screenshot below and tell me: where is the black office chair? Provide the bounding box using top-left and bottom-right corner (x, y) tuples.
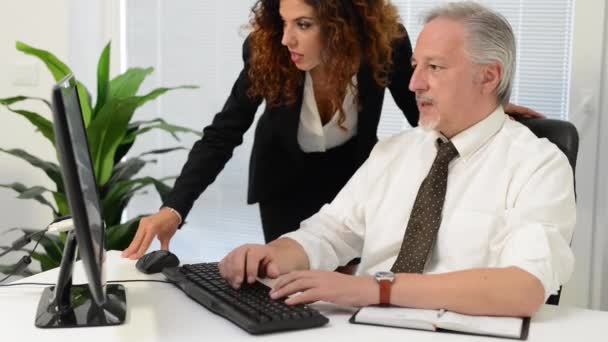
(516, 117), (579, 306)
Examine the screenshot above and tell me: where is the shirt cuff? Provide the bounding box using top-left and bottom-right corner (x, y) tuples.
(496, 223), (574, 300)
(162, 206), (184, 228)
(281, 229), (340, 271)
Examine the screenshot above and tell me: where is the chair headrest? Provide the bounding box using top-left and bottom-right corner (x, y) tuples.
(515, 118), (579, 170)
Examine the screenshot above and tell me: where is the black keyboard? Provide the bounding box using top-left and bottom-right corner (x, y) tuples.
(162, 262), (329, 334)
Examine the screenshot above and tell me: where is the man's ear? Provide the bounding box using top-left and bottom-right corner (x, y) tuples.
(480, 62), (503, 95)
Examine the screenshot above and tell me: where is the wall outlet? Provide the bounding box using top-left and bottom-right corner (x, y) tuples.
(582, 92), (596, 115)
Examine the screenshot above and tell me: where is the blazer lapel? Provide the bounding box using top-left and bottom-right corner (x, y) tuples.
(276, 82), (305, 163)
(354, 64), (385, 160)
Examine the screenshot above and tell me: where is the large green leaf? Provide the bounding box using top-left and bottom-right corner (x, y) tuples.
(0, 243), (60, 273)
(114, 126), (138, 163)
(127, 118), (203, 141)
(113, 90), (200, 162)
(117, 118), (200, 164)
(22, 228), (64, 268)
(101, 157), (153, 200)
(101, 177), (171, 226)
(149, 177), (173, 203)
(106, 216), (144, 251)
(101, 178), (147, 226)
(102, 177), (162, 205)
(139, 147), (186, 157)
(2, 107), (54, 146)
(93, 42), (111, 117)
(77, 81), (93, 127)
(16, 41), (71, 82)
(0, 148), (64, 193)
(114, 142), (135, 165)
(0, 261), (35, 277)
(87, 97), (141, 185)
(109, 67), (154, 99)
(106, 158), (148, 187)
(136, 85), (198, 108)
(30, 250), (59, 272)
(0, 183), (58, 215)
(18, 185), (52, 199)
(14, 42), (91, 126)
(88, 85), (196, 186)
(52, 192), (70, 217)
(0, 95), (52, 109)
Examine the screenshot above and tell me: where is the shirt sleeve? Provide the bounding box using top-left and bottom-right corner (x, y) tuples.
(493, 143), (576, 300)
(281, 157), (372, 271)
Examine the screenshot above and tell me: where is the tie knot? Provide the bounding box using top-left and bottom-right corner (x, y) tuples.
(436, 139), (459, 164)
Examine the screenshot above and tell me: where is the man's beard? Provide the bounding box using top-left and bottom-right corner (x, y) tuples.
(419, 114), (440, 132)
(416, 94), (439, 131)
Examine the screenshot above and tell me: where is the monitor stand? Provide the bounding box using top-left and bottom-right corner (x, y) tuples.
(34, 230), (127, 328)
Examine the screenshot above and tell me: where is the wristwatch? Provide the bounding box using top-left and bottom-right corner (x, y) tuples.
(374, 271), (395, 306)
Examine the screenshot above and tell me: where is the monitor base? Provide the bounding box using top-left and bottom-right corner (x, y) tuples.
(35, 283), (127, 328)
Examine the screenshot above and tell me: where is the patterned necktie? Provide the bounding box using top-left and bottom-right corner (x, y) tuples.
(391, 139), (459, 274)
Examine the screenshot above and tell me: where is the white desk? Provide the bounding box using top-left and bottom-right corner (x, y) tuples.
(1, 251), (606, 341)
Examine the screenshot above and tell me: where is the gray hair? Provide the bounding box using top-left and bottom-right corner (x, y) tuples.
(424, 1), (516, 105)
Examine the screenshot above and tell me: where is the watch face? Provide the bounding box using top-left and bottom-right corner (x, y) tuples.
(375, 271), (395, 282)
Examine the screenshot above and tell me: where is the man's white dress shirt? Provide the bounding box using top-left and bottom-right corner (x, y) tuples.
(297, 72), (358, 152)
(283, 106), (576, 299)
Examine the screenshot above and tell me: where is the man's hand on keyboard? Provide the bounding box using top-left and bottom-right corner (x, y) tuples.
(269, 271), (379, 307)
(219, 244), (281, 288)
(219, 238), (311, 289)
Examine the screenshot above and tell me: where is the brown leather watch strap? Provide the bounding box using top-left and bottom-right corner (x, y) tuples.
(379, 279), (391, 306)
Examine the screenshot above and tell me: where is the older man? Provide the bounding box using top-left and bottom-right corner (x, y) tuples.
(219, 1), (575, 317)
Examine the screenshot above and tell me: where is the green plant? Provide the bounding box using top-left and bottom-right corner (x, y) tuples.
(0, 41), (200, 275)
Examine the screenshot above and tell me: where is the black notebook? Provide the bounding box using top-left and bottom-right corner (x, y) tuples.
(350, 306), (530, 340)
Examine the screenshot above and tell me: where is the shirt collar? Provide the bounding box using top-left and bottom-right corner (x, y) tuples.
(446, 106), (507, 162)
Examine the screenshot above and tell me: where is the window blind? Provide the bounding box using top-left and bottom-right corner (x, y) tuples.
(380, 0), (574, 137)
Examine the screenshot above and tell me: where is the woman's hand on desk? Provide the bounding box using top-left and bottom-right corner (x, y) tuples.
(121, 208), (180, 259)
(269, 271), (378, 307)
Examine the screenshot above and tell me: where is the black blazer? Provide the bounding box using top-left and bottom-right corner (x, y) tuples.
(164, 32), (419, 218)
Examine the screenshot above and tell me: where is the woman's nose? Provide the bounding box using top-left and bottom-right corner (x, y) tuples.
(281, 26), (296, 47)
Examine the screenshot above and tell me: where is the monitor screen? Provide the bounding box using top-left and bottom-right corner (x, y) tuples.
(35, 74), (125, 328)
(52, 74), (106, 303)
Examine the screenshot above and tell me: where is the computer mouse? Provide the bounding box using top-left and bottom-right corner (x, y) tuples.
(136, 250), (180, 274)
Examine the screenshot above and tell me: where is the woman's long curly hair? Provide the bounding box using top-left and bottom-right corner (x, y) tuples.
(247, 0), (404, 127)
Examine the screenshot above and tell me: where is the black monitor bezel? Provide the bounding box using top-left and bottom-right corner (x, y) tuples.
(51, 74), (106, 304)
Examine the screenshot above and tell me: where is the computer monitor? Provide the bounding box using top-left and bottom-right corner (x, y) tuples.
(35, 74), (126, 328)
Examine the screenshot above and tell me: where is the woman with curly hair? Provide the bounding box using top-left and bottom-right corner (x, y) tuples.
(123, 0), (537, 259)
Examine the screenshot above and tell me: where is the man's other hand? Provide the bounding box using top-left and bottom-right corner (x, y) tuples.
(269, 271), (378, 307)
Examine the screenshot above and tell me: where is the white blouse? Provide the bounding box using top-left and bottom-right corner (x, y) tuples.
(297, 72), (358, 152)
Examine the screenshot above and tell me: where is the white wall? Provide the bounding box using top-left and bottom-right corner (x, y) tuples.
(560, 0), (607, 310)
(0, 0), (69, 269)
(597, 0), (608, 311)
(68, 0), (123, 96)
(0, 0), (119, 274)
